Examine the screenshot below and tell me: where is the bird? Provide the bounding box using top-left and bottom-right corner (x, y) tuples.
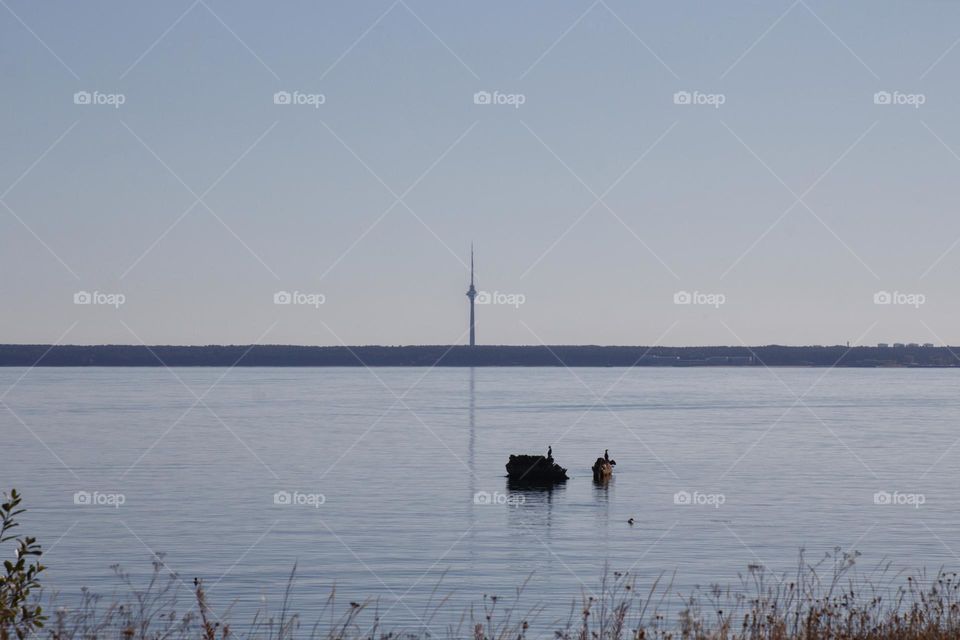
(604, 449), (617, 466)
(627, 518), (635, 525)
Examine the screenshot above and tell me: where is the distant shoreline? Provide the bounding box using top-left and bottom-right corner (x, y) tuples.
(0, 344), (955, 367)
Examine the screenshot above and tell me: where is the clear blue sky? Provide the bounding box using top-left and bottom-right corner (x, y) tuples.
(2, 0), (960, 346)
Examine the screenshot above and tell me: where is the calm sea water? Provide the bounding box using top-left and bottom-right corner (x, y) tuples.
(3, 367), (960, 631)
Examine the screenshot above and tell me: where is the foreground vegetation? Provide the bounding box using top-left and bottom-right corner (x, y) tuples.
(4, 489), (960, 640)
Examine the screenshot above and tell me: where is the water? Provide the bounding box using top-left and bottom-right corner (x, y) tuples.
(3, 367), (959, 631)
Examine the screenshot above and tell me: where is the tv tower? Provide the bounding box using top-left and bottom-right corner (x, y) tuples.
(466, 244), (477, 346)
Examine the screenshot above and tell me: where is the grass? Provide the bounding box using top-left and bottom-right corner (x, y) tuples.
(33, 549), (960, 640)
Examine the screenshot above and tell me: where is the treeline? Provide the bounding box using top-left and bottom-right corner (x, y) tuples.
(0, 344), (956, 366)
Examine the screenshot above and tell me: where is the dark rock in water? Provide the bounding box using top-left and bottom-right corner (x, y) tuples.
(506, 454), (568, 483)
(592, 457), (615, 481)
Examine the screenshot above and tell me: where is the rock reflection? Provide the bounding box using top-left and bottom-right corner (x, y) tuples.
(504, 479), (565, 529)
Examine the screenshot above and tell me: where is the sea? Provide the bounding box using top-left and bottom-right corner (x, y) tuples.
(3, 367), (958, 633)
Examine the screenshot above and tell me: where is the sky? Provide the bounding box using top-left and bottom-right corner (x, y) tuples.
(2, 0), (960, 347)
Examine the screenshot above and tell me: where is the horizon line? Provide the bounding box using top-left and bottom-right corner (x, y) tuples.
(0, 343), (948, 349)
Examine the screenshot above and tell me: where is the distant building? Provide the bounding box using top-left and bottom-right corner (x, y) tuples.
(907, 343), (919, 348)
(923, 343), (935, 348)
(877, 343), (889, 348)
(893, 343), (905, 348)
(465, 244), (476, 346)
(638, 355), (679, 365)
(704, 355), (753, 366)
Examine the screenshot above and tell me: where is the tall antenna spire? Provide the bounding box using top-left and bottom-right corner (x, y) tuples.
(466, 243), (477, 346)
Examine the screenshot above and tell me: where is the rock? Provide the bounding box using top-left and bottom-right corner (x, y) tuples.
(505, 454), (568, 483)
(592, 457), (615, 481)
